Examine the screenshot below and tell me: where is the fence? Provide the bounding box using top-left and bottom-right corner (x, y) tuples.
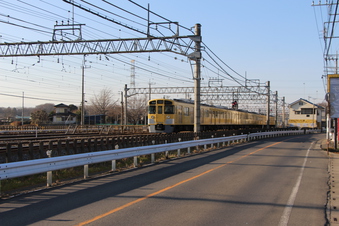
(0, 125), (148, 134)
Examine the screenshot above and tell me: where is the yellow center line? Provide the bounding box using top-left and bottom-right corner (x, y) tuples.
(76, 140), (285, 226)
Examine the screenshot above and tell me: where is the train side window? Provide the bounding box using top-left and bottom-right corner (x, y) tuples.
(184, 107), (189, 116)
(164, 105), (174, 114)
(149, 106), (156, 114)
(158, 106), (163, 114)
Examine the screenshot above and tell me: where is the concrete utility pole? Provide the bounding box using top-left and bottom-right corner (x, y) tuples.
(124, 84), (129, 126)
(120, 91), (124, 125)
(193, 24), (202, 133)
(266, 81), (270, 128)
(22, 92), (24, 125)
(275, 91), (278, 127)
(282, 97), (286, 128)
(81, 55), (85, 126)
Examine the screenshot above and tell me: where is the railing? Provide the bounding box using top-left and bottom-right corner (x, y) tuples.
(0, 130), (308, 186)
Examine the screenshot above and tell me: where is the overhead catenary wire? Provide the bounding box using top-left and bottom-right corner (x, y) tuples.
(127, 0), (194, 34)
(0, 0), (254, 108)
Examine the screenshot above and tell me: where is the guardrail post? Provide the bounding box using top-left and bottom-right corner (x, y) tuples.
(112, 145), (119, 171)
(188, 147), (191, 154)
(112, 160), (116, 171)
(177, 138), (181, 157)
(165, 140), (169, 158)
(134, 156), (138, 168)
(195, 135), (200, 152)
(223, 134), (226, 146)
(151, 140), (155, 163)
(84, 165), (89, 179)
(46, 150), (52, 187)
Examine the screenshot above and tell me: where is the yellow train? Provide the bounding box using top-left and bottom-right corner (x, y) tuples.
(148, 98), (275, 133)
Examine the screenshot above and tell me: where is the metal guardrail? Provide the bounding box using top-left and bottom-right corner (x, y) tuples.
(0, 130), (307, 186)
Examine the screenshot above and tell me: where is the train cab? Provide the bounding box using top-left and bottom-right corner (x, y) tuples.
(148, 99), (175, 133)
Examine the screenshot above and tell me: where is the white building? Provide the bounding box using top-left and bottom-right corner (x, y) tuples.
(288, 98), (324, 129)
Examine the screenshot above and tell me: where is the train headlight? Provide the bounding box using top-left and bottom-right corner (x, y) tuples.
(151, 116), (155, 119)
(166, 116), (170, 119)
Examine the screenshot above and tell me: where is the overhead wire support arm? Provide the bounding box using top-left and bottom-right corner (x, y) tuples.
(0, 36), (197, 57)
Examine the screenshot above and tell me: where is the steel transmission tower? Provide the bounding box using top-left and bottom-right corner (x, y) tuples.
(130, 60), (136, 89)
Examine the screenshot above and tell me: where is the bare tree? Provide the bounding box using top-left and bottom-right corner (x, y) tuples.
(128, 95), (148, 125)
(31, 110), (49, 125)
(35, 103), (55, 114)
(90, 88), (117, 123)
(3, 107), (16, 122)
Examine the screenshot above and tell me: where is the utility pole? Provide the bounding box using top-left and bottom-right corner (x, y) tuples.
(275, 91), (278, 127)
(282, 97), (286, 128)
(266, 81), (270, 128)
(148, 79), (155, 100)
(22, 92), (24, 125)
(130, 60), (135, 88)
(193, 24), (202, 133)
(121, 91), (124, 125)
(124, 84), (129, 126)
(81, 55), (86, 126)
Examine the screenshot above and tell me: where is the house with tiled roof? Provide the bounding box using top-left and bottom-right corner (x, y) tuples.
(52, 103), (77, 124)
(288, 98), (325, 129)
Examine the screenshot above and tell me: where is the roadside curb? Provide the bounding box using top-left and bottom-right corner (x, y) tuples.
(329, 150), (339, 225)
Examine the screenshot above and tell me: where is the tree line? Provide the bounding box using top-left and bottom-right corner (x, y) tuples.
(0, 88), (148, 125)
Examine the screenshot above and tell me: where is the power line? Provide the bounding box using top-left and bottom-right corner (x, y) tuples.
(0, 92), (75, 102)
(0, 20), (52, 34)
(326, 0), (339, 57)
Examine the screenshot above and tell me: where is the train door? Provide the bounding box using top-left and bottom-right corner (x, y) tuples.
(201, 107), (204, 124)
(190, 107), (194, 123)
(156, 100), (165, 124)
(177, 105), (182, 124)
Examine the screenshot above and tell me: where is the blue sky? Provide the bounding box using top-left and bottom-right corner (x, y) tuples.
(0, 0), (327, 108)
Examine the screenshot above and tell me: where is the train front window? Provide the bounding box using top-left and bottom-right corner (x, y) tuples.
(164, 105), (174, 114)
(149, 106), (156, 114)
(158, 106), (163, 114)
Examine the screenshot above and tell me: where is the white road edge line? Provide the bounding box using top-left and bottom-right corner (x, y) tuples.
(278, 141), (313, 226)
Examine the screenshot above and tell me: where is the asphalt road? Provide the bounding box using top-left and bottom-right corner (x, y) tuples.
(0, 133), (329, 226)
